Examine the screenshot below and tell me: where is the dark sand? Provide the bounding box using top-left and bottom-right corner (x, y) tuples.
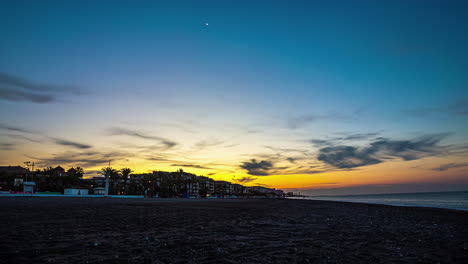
(1, 198), (467, 263)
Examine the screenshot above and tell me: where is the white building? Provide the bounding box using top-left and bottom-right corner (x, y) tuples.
(23, 182), (35, 193)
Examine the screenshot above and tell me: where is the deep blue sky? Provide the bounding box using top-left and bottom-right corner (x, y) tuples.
(1, 0), (467, 194)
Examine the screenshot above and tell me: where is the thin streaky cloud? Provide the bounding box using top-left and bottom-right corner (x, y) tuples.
(108, 127), (177, 149)
(432, 162), (468, 171)
(0, 123), (36, 134)
(50, 137), (93, 149)
(0, 72), (85, 104)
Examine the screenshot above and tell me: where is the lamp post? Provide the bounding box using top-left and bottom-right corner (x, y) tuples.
(24, 161), (31, 181)
(104, 161), (110, 197)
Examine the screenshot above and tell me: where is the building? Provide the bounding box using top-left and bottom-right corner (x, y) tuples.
(92, 176), (106, 187)
(244, 186), (284, 197)
(93, 187), (105, 195)
(198, 176), (215, 195)
(64, 187), (89, 195)
(23, 181), (36, 193)
(214, 181), (233, 196)
(181, 173), (199, 198)
(231, 184), (244, 195)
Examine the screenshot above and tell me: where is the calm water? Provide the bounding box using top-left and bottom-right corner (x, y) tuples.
(296, 191), (468, 211)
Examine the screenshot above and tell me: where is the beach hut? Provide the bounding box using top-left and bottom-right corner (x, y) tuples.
(23, 181), (36, 193)
(64, 187), (88, 195)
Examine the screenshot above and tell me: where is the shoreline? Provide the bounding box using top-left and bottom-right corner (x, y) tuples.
(287, 197), (468, 212)
(2, 194), (467, 211)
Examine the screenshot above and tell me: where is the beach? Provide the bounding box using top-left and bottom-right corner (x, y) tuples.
(1, 198), (467, 263)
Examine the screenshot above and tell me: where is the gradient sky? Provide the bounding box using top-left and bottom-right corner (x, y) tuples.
(1, 0), (467, 195)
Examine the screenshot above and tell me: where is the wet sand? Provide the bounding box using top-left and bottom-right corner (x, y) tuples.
(1, 197), (467, 263)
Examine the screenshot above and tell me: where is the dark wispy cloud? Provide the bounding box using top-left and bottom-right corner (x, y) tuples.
(406, 98), (468, 117)
(0, 72), (83, 104)
(0, 89), (55, 103)
(335, 132), (381, 141)
(50, 138), (92, 149)
(108, 127), (177, 149)
(31, 150), (133, 168)
(145, 155), (173, 162)
(3, 133), (40, 143)
(171, 164), (211, 169)
(310, 139), (333, 147)
(240, 159), (274, 176)
(432, 162), (468, 171)
(0, 124), (94, 149)
(0, 142), (15, 150)
(318, 133), (450, 169)
(233, 176), (257, 183)
(0, 123), (36, 134)
(310, 132), (381, 147)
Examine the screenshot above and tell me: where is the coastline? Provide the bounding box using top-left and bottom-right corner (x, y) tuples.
(288, 197), (468, 212)
(1, 197), (467, 263)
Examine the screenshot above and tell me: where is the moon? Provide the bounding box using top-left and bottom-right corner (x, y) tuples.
(204, 22), (209, 26)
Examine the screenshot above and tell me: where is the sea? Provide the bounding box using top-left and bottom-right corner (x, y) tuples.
(294, 191), (468, 211)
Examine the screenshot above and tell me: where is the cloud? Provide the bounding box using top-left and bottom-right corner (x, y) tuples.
(0, 72), (83, 104)
(317, 133), (449, 169)
(432, 163), (468, 171)
(3, 133), (40, 143)
(171, 164), (211, 169)
(264, 146), (309, 154)
(310, 139), (333, 147)
(108, 127), (177, 149)
(310, 132), (380, 147)
(0, 123), (36, 134)
(336, 132), (380, 141)
(0, 125), (92, 149)
(145, 156), (172, 162)
(51, 138), (92, 149)
(406, 98), (468, 117)
(0, 88), (55, 103)
(0, 142), (15, 150)
(287, 113), (349, 129)
(233, 176), (257, 183)
(240, 159), (274, 176)
(31, 150), (133, 168)
(318, 146), (382, 169)
(193, 139), (224, 150)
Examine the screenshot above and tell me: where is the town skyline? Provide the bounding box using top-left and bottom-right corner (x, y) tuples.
(1, 0), (468, 195)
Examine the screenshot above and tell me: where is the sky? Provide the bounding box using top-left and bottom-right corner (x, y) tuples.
(1, 0), (467, 195)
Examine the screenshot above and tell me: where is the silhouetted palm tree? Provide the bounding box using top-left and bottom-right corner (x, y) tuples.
(120, 167), (133, 194)
(101, 167), (119, 194)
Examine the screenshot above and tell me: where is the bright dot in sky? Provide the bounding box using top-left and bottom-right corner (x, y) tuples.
(204, 22), (209, 26)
